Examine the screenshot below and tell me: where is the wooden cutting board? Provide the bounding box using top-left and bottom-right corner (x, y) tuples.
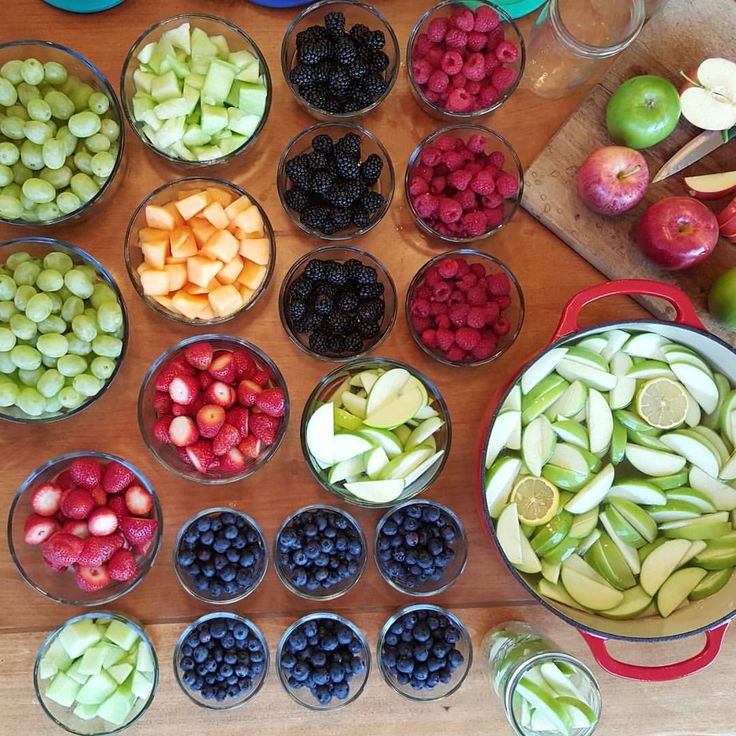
(522, 0), (736, 346)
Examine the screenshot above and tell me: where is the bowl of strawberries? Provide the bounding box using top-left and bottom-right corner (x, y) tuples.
(7, 452), (162, 606)
(138, 335), (289, 484)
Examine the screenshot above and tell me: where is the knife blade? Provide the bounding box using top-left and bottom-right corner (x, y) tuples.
(652, 125), (736, 183)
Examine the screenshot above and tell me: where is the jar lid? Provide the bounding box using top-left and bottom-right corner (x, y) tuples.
(41, 0), (125, 12)
(475, 0), (548, 18)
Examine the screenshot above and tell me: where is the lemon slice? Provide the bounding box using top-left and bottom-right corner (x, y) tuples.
(511, 476), (559, 526)
(636, 378), (689, 430)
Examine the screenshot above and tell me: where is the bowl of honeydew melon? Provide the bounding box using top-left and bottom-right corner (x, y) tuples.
(34, 612), (157, 735)
(120, 15), (270, 166)
(479, 279), (736, 681)
(302, 358), (451, 507)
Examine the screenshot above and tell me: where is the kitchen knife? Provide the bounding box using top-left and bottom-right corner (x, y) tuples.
(652, 125), (736, 183)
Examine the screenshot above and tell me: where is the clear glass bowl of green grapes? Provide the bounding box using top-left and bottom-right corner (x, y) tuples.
(0, 238), (128, 423)
(0, 41), (125, 226)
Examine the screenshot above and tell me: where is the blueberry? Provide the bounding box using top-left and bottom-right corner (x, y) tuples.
(200, 530), (214, 546)
(321, 633), (338, 651)
(303, 621), (318, 638)
(403, 517), (419, 531)
(449, 649), (464, 668)
(292, 549), (308, 566)
(396, 657), (414, 674)
(221, 634), (235, 650)
(316, 687), (332, 705)
(422, 506), (441, 523)
(349, 656), (364, 674)
(209, 581), (224, 597)
(333, 681), (349, 700)
(177, 549), (195, 566)
(396, 672), (410, 686)
(381, 521), (397, 536)
(439, 668), (452, 684)
(313, 668), (329, 685)
(240, 550), (255, 567)
(196, 517), (211, 533)
(180, 656), (194, 671)
(407, 505), (423, 520)
(384, 633), (398, 647)
(292, 567), (308, 587)
(293, 662), (310, 681)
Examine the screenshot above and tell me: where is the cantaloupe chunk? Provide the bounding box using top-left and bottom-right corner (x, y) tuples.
(239, 237), (270, 266)
(165, 255), (188, 264)
(208, 284), (243, 317)
(216, 256), (244, 285)
(176, 188), (203, 201)
(202, 202), (229, 229)
(170, 228), (198, 258)
(190, 219), (218, 248)
(184, 282), (209, 295)
(175, 191), (211, 220)
(237, 284), (254, 304)
(140, 269), (170, 296)
(141, 240), (169, 270)
(187, 255), (223, 287)
(152, 294), (178, 313)
(198, 305), (216, 320)
(232, 206), (263, 234)
(172, 290), (209, 319)
(163, 202), (185, 227)
(202, 229), (239, 262)
(164, 263), (187, 291)
(145, 204), (177, 231)
(139, 227), (171, 244)
(238, 260), (267, 291)
(207, 188), (234, 208)
(224, 195), (252, 220)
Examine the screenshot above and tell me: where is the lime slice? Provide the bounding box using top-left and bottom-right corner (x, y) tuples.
(511, 477), (560, 526)
(636, 378), (689, 430)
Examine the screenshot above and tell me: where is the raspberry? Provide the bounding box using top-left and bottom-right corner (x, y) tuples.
(473, 5), (500, 32)
(438, 197), (462, 224)
(483, 191), (504, 209)
(454, 189), (477, 211)
(496, 295), (511, 309)
(444, 28), (468, 49)
(413, 163), (434, 181)
(438, 258), (459, 279)
(496, 172), (519, 198)
(470, 263), (486, 279)
(412, 58), (433, 85)
(466, 80), (482, 96)
(484, 301), (501, 323)
(441, 150), (465, 172)
(487, 272), (511, 296)
(430, 176), (447, 195)
(428, 69), (450, 93)
(479, 83), (500, 108)
(485, 206), (506, 229)
(410, 298), (431, 318)
(426, 46), (445, 68)
(435, 134), (462, 152)
(429, 300), (448, 316)
(433, 281), (452, 302)
(424, 89), (440, 103)
(467, 31), (488, 52)
(451, 72), (467, 89)
(489, 150), (506, 169)
(486, 26), (505, 50)
(440, 50), (464, 76)
(446, 88), (472, 112)
(409, 176), (429, 197)
(421, 328), (439, 348)
(446, 346), (467, 362)
(424, 266), (441, 285)
(451, 7), (475, 31)
(455, 259), (470, 278)
(459, 273), (477, 291)
(455, 326), (480, 351)
(495, 40), (519, 63)
(415, 284), (432, 300)
(484, 51), (500, 76)
(463, 52), (486, 81)
(435, 314), (451, 330)
(466, 286), (487, 306)
(414, 33), (432, 57)
(448, 168), (472, 192)
(413, 192), (439, 219)
(493, 317), (511, 336)
(449, 289), (465, 305)
(465, 161), (483, 176)
(462, 210), (488, 237)
(436, 328), (454, 352)
(466, 306), (487, 329)
(467, 133), (487, 155)
(411, 314), (432, 333)
(472, 334), (498, 360)
(492, 66), (517, 93)
(470, 169), (496, 196)
(427, 17), (449, 43)
(449, 303), (470, 326)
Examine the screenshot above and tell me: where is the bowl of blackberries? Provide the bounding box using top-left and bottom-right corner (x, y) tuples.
(281, 0), (400, 119)
(377, 604), (472, 701)
(279, 246), (396, 361)
(276, 612), (370, 710)
(173, 508), (268, 604)
(174, 612), (269, 710)
(374, 499), (467, 596)
(277, 122), (394, 239)
(274, 504), (367, 600)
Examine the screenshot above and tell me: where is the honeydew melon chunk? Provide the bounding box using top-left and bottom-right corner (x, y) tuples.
(600, 585), (652, 619)
(576, 335), (609, 354)
(328, 454), (365, 484)
(546, 380), (587, 421)
(670, 362), (719, 414)
(181, 125), (211, 147)
(570, 506), (599, 539)
(46, 672), (82, 708)
(150, 70), (180, 102)
(521, 348), (568, 394)
(405, 416), (444, 450)
(657, 567), (707, 617)
(689, 568), (734, 600)
(485, 456), (522, 518)
(104, 621), (139, 652)
(148, 36), (176, 74)
(609, 479), (666, 506)
(522, 415), (557, 477)
(153, 96), (191, 120)
(59, 619), (102, 660)
(165, 22), (191, 55)
(332, 432), (373, 463)
(209, 34), (230, 59)
(66, 658), (90, 685)
(623, 332), (671, 359)
(703, 373), (731, 430)
(42, 637), (73, 675)
(236, 82), (268, 116)
(555, 359), (616, 391)
(200, 103), (228, 136)
(73, 703), (99, 721)
(228, 49), (257, 71)
(625, 443), (686, 476)
(497, 503), (523, 564)
(541, 558), (561, 583)
(136, 41), (157, 65)
(539, 662), (583, 699)
(598, 511), (641, 575)
(107, 662), (134, 685)
(625, 360), (674, 380)
(566, 464), (614, 515)
(501, 384), (522, 412)
(97, 689), (135, 727)
(133, 69), (155, 96)
(661, 514), (732, 541)
(227, 107), (260, 138)
(689, 467), (736, 510)
(153, 114), (185, 149)
(191, 27), (218, 58)
(552, 419), (588, 449)
(38, 659), (59, 680)
(639, 539), (691, 595)
(537, 579), (591, 612)
(560, 564), (624, 611)
(76, 670), (117, 705)
(485, 409), (521, 468)
(665, 487), (717, 513)
(357, 427), (402, 458)
(601, 329), (631, 362)
(380, 446), (434, 481)
(132, 670), (154, 700)
(235, 61), (261, 83)
(516, 677), (573, 736)
(402, 450), (444, 487)
(78, 645), (106, 677)
(344, 479), (404, 503)
(306, 402), (334, 466)
(661, 430), (721, 477)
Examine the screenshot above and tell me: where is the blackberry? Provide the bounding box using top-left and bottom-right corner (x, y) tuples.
(360, 190), (385, 213)
(288, 300), (307, 323)
(309, 171), (334, 195)
(324, 261), (347, 286)
(357, 281), (384, 299)
(346, 88), (374, 111)
(346, 59), (369, 79)
(326, 182), (358, 209)
(364, 73), (388, 98)
(348, 23), (369, 43)
(343, 259), (364, 281)
(356, 265), (377, 284)
(301, 205), (332, 232)
(319, 216), (340, 235)
(307, 151), (329, 171)
(326, 311), (352, 334)
(284, 187), (310, 212)
(351, 205), (370, 229)
(298, 39), (332, 65)
(335, 155), (360, 180)
(296, 26), (328, 48)
(311, 60), (333, 84)
(290, 64), (315, 87)
(314, 280), (337, 297)
(328, 334), (346, 353)
(301, 310), (323, 331)
(311, 134), (334, 157)
(324, 11), (345, 38)
(303, 86), (327, 109)
(331, 208), (352, 231)
(309, 331), (330, 355)
(358, 320), (380, 339)
(344, 333), (364, 353)
(336, 132), (362, 159)
(322, 95), (344, 115)
(289, 277), (313, 301)
(314, 292), (334, 315)
(285, 155), (311, 188)
(334, 37), (357, 66)
(360, 153), (383, 185)
(304, 259), (326, 281)
(337, 291), (359, 312)
(330, 69), (351, 95)
(357, 299), (383, 323)
(368, 51), (389, 73)
(365, 30), (386, 50)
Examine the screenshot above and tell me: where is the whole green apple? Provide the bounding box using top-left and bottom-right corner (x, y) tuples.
(606, 75), (681, 149)
(709, 268), (736, 331)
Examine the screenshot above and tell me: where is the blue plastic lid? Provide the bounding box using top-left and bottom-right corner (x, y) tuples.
(463, 0), (547, 18)
(42, 0), (125, 12)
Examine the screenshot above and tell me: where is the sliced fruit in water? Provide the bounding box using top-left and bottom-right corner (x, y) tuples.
(565, 464), (614, 515)
(521, 347), (568, 395)
(512, 476), (560, 526)
(650, 469), (689, 490)
(636, 377), (689, 430)
(543, 535), (579, 564)
(639, 539), (691, 595)
(565, 346), (609, 371)
(485, 410), (522, 469)
(614, 409), (653, 433)
(537, 578), (591, 612)
(500, 384), (522, 412)
(586, 532), (636, 589)
(599, 511), (641, 575)
(497, 502), (523, 565)
(625, 443), (686, 476)
(334, 406), (363, 431)
(587, 388), (613, 455)
(555, 359), (616, 391)
(568, 507), (599, 539)
(626, 360), (675, 380)
(670, 362), (719, 414)
(602, 505), (647, 548)
(515, 677), (574, 736)
(548, 443), (590, 476)
(688, 467), (736, 510)
(541, 558), (561, 584)
(539, 662), (583, 699)
(599, 584), (652, 619)
(608, 499), (657, 543)
(692, 425), (731, 466)
(660, 429), (721, 477)
(546, 380), (588, 420)
(610, 419), (627, 465)
(522, 415), (557, 477)
(623, 332), (670, 359)
(522, 375), (569, 425)
(657, 567), (707, 617)
(647, 500), (702, 523)
(661, 513), (732, 540)
(344, 479), (404, 504)
(665, 487), (717, 513)
(560, 562), (624, 611)
(677, 540), (708, 567)
(551, 419), (588, 449)
(609, 352), (637, 410)
(485, 456), (522, 518)
(702, 373), (730, 430)
(576, 529), (601, 556)
(689, 568), (734, 601)
(693, 543), (736, 570)
(542, 464), (589, 491)
(608, 479), (666, 506)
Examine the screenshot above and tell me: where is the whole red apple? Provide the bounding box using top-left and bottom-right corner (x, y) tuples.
(578, 146), (650, 216)
(636, 196), (719, 269)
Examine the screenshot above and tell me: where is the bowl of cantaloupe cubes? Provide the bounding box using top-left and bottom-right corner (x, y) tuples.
(124, 177), (274, 325)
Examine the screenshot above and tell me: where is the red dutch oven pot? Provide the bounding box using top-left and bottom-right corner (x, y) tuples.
(477, 279), (735, 681)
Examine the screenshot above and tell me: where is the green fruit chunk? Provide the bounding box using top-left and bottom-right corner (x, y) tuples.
(709, 268), (736, 331)
(689, 568), (733, 601)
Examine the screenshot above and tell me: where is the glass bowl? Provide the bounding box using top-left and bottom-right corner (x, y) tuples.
(406, 0), (525, 121)
(300, 357), (451, 508)
(280, 0), (400, 121)
(374, 499), (467, 597)
(278, 244), (397, 362)
(173, 612), (269, 710)
(405, 249), (524, 367)
(0, 238), (129, 423)
(138, 334), (289, 485)
(124, 176), (275, 326)
(273, 503), (367, 600)
(405, 125), (523, 244)
(8, 451), (162, 606)
(173, 507), (268, 604)
(120, 14), (271, 167)
(34, 611), (158, 735)
(276, 611), (370, 710)
(0, 40), (125, 227)
(276, 121), (394, 241)
(377, 603), (472, 702)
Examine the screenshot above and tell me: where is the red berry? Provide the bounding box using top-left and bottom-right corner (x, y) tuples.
(496, 172), (519, 198)
(473, 5), (500, 32)
(451, 7), (475, 32)
(168, 415), (199, 447)
(449, 303), (470, 327)
(75, 564), (111, 592)
(421, 328), (438, 349)
(467, 286), (487, 306)
(430, 175), (447, 195)
(62, 519), (89, 539)
(196, 403), (226, 438)
(153, 415), (173, 444)
(495, 40), (518, 63)
(250, 413), (280, 446)
(479, 82), (500, 108)
(440, 50), (464, 76)
(485, 301), (501, 323)
(412, 57), (433, 85)
(185, 439), (215, 473)
(31, 482), (63, 517)
(238, 435), (262, 459)
(213, 423), (241, 456)
(42, 533), (83, 569)
(252, 370), (269, 387)
(446, 346), (467, 362)
(120, 517), (158, 546)
(413, 192), (440, 219)
(204, 381), (236, 408)
(420, 145), (442, 167)
(255, 387), (286, 417)
(472, 334), (499, 360)
(425, 46), (445, 68)
(435, 314), (452, 330)
(108, 548), (138, 582)
(444, 28), (468, 49)
(487, 272), (511, 296)
(491, 66), (517, 93)
(107, 495), (127, 522)
(409, 176), (429, 197)
(77, 533), (121, 566)
(226, 407), (250, 437)
(124, 485), (154, 516)
(152, 391), (173, 415)
(437, 258), (460, 279)
(446, 88), (473, 113)
(24, 514), (57, 544)
(432, 282), (453, 302)
(463, 52), (486, 81)
(184, 340), (213, 371)
(411, 314), (432, 333)
(198, 371), (214, 390)
(436, 328), (454, 352)
(448, 169), (472, 192)
(467, 30), (488, 52)
(232, 350), (256, 380)
(61, 488), (96, 520)
(88, 507), (118, 536)
(455, 326), (481, 351)
(102, 461), (135, 494)
(154, 362), (185, 393)
(496, 294), (512, 309)
(69, 458), (102, 490)
(237, 379), (263, 408)
(493, 317), (511, 336)
(484, 206), (506, 229)
(208, 350), (236, 383)
(429, 300), (448, 316)
(219, 447), (246, 472)
(427, 16), (449, 42)
(438, 197), (462, 224)
(168, 374), (200, 406)
(454, 189), (478, 211)
(467, 306), (487, 329)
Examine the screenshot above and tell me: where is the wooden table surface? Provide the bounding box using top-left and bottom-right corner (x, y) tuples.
(1, 2), (733, 735)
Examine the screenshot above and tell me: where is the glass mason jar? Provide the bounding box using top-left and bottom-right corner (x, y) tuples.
(483, 622), (602, 736)
(644, 0), (670, 18)
(524, 0), (646, 98)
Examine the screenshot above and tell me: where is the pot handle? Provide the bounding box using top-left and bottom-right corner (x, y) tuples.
(552, 279), (704, 342)
(579, 621), (730, 681)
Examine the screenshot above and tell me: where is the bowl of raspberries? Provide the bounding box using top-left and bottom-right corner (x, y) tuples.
(278, 122), (394, 239)
(281, 0), (400, 119)
(406, 125), (522, 242)
(406, 250), (524, 366)
(407, 0), (524, 119)
(138, 335), (289, 484)
(8, 451), (161, 606)
(279, 246), (396, 361)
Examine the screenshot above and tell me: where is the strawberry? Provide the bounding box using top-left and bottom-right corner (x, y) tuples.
(31, 482), (62, 517)
(154, 360), (190, 392)
(62, 519), (90, 539)
(208, 350), (236, 383)
(133, 538), (153, 556)
(90, 486), (108, 506)
(107, 495), (127, 521)
(208, 456), (221, 471)
(107, 548), (138, 582)
(176, 446), (193, 466)
(219, 446), (246, 472)
(255, 387), (286, 417)
(77, 533), (122, 566)
(232, 350), (256, 380)
(75, 564), (111, 592)
(213, 423), (241, 456)
(252, 369), (270, 387)
(196, 403), (225, 438)
(152, 391), (173, 416)
(249, 413), (280, 446)
(172, 395), (204, 417)
(238, 435), (261, 459)
(24, 514), (57, 544)
(205, 381), (236, 408)
(102, 461), (135, 494)
(168, 415), (199, 447)
(236, 379), (262, 407)
(121, 517), (158, 546)
(56, 470), (76, 491)
(184, 340), (214, 370)
(198, 371), (214, 390)
(185, 439), (215, 473)
(125, 485), (153, 516)
(168, 374), (200, 405)
(60, 488), (95, 520)
(69, 458), (102, 490)
(226, 407), (249, 437)
(87, 507), (118, 536)
(42, 532), (83, 568)
(153, 415), (173, 444)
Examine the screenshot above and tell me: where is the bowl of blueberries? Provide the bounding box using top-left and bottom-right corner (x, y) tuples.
(377, 604), (472, 701)
(374, 499), (467, 596)
(279, 245), (396, 361)
(274, 504), (367, 600)
(276, 612), (370, 710)
(173, 508), (268, 605)
(174, 612), (269, 710)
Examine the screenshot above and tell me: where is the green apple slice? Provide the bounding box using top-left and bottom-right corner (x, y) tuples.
(546, 380), (588, 421)
(334, 406), (363, 431)
(522, 415), (557, 477)
(497, 502), (523, 565)
(328, 455), (366, 484)
(661, 430), (721, 477)
(670, 362), (719, 414)
(485, 456), (522, 518)
(363, 446), (389, 480)
(614, 409), (654, 433)
(333, 432), (374, 463)
(541, 558), (561, 584)
(547, 443), (589, 476)
(306, 402), (335, 466)
(599, 511), (641, 575)
(677, 540), (708, 566)
(539, 662), (583, 699)
(694, 544), (736, 570)
(365, 368), (410, 413)
(522, 377), (570, 425)
(608, 352), (636, 410)
(517, 530), (543, 574)
(330, 376), (354, 403)
(569, 507), (599, 539)
(647, 500), (702, 523)
(602, 505), (646, 547)
(405, 416), (444, 450)
(623, 332), (671, 359)
(394, 424), (411, 446)
(600, 584), (652, 619)
(625, 443), (686, 476)
(720, 450), (736, 481)
(639, 537), (666, 563)
(576, 529), (601, 556)
(357, 427), (403, 458)
(543, 535), (579, 564)
(693, 425), (731, 465)
(501, 384), (522, 412)
(516, 677), (573, 736)
(684, 388), (702, 428)
(651, 469), (690, 490)
(565, 464), (614, 515)
(537, 579), (591, 612)
(344, 479), (404, 504)
(403, 450), (444, 487)
(657, 567), (707, 617)
(688, 467), (736, 510)
(587, 388), (612, 455)
(558, 696), (598, 729)
(689, 568), (734, 601)
(542, 464), (588, 491)
(560, 564), (624, 611)
(586, 533), (636, 589)
(579, 447), (603, 474)
(348, 372), (367, 387)
(551, 419), (588, 449)
(665, 487), (717, 513)
(485, 410), (522, 469)
(521, 347), (568, 395)
(601, 329), (631, 362)
(702, 373), (729, 430)
(413, 403), (438, 420)
(608, 499), (657, 543)
(341, 391), (366, 418)
(661, 344), (712, 373)
(380, 446), (434, 481)
(531, 512), (573, 556)
(609, 419), (626, 466)
(555, 358), (616, 391)
(358, 370), (379, 393)
(576, 334), (609, 354)
(562, 553), (606, 582)
(719, 390), (736, 445)
(639, 539), (691, 595)
(565, 345), (609, 371)
(625, 360), (674, 380)
(516, 694), (532, 730)
(609, 479), (666, 506)
(364, 385), (424, 429)
(627, 429), (670, 452)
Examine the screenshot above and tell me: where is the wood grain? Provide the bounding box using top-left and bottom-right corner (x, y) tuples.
(0, 1), (731, 735)
(522, 0), (736, 345)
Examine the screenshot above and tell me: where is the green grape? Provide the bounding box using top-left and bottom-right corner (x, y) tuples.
(73, 372), (101, 397)
(25, 292), (53, 322)
(72, 149), (92, 174)
(90, 282), (116, 308)
(17, 82), (41, 107)
(1, 116), (26, 140)
(22, 177), (55, 203)
(9, 312), (36, 340)
(56, 191), (81, 214)
(14, 261), (41, 286)
(41, 139), (66, 171)
(47, 292), (62, 313)
(55, 125), (77, 156)
(0, 274), (16, 300)
(58, 385), (83, 409)
(91, 334), (122, 358)
(68, 82), (94, 113)
(27, 98), (52, 122)
(0, 164), (12, 186)
(100, 118), (120, 142)
(36, 202), (60, 222)
(68, 110), (101, 138)
(41, 353), (56, 368)
(69, 172), (98, 202)
(64, 268), (94, 299)
(43, 251), (73, 274)
(0, 351), (15, 373)
(14, 283), (37, 309)
(65, 335), (91, 356)
(43, 61), (68, 85)
(85, 133), (110, 153)
(87, 92), (110, 115)
(96, 301), (124, 333)
(17, 386), (45, 416)
(77, 265), (97, 282)
(44, 393), (62, 413)
(0, 60), (23, 85)
(0, 194), (22, 219)
(3, 182), (22, 199)
(61, 295), (84, 322)
(90, 151), (115, 178)
(57, 353), (86, 376)
(18, 365), (44, 386)
(72, 313), (97, 341)
(0, 142), (20, 165)
(20, 138), (45, 169)
(23, 121), (51, 147)
(21, 59), (44, 86)
(0, 77), (18, 106)
(92, 174), (107, 188)
(6, 251), (31, 269)
(0, 380), (19, 407)
(0, 301), (18, 321)
(40, 165), (72, 189)
(10, 344), (41, 370)
(36, 268), (64, 292)
(37, 315), (66, 334)
(0, 326), (16, 351)
(37, 332), (68, 358)
(37, 368), (64, 398)
(11, 161), (32, 184)
(90, 355), (115, 380)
